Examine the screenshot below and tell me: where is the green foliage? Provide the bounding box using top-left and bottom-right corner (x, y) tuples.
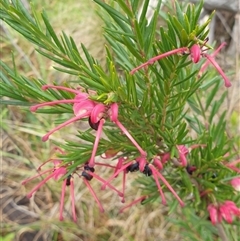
(0, 0), (238, 240)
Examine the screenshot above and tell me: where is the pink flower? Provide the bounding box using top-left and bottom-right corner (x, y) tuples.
(177, 145), (189, 167)
(219, 201), (240, 224)
(208, 201), (240, 225)
(130, 47), (188, 74)
(190, 44), (201, 63)
(59, 175), (77, 222)
(230, 177), (240, 191)
(148, 164), (184, 207)
(30, 85), (97, 142)
(22, 148), (77, 221)
(159, 152), (171, 165)
(101, 159), (147, 203)
(81, 163), (124, 212)
(200, 42), (227, 73)
(109, 103), (147, 157)
(22, 160), (67, 199)
(31, 87), (146, 168)
(130, 43), (231, 88)
(152, 156), (164, 170)
(207, 204), (218, 225)
(190, 43), (231, 87)
(176, 144), (206, 167)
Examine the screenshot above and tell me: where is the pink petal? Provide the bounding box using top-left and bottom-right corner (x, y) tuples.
(109, 103), (119, 122)
(190, 44), (201, 63)
(136, 156), (147, 172)
(52, 167), (67, 180)
(230, 177), (240, 191)
(73, 99), (95, 116)
(207, 204), (218, 225)
(160, 152), (171, 164)
(153, 157), (163, 170)
(90, 103), (105, 123)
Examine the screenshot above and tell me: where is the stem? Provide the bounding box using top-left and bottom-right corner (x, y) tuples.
(195, 92), (207, 122)
(216, 223), (229, 241)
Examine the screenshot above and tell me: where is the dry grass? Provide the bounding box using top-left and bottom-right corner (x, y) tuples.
(1, 1), (239, 241)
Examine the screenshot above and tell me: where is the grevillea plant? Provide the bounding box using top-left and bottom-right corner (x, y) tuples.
(0, 0), (239, 240)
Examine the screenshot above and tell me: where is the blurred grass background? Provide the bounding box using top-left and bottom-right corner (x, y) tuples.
(1, 0), (239, 241)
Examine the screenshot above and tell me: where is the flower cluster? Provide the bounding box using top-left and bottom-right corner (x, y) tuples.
(130, 41), (231, 88)
(30, 85), (146, 168)
(25, 85), (206, 220)
(22, 148), (125, 222)
(207, 201), (240, 225)
(26, 84), (239, 222)
(24, 84), (239, 224)
(23, 146), (192, 221)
